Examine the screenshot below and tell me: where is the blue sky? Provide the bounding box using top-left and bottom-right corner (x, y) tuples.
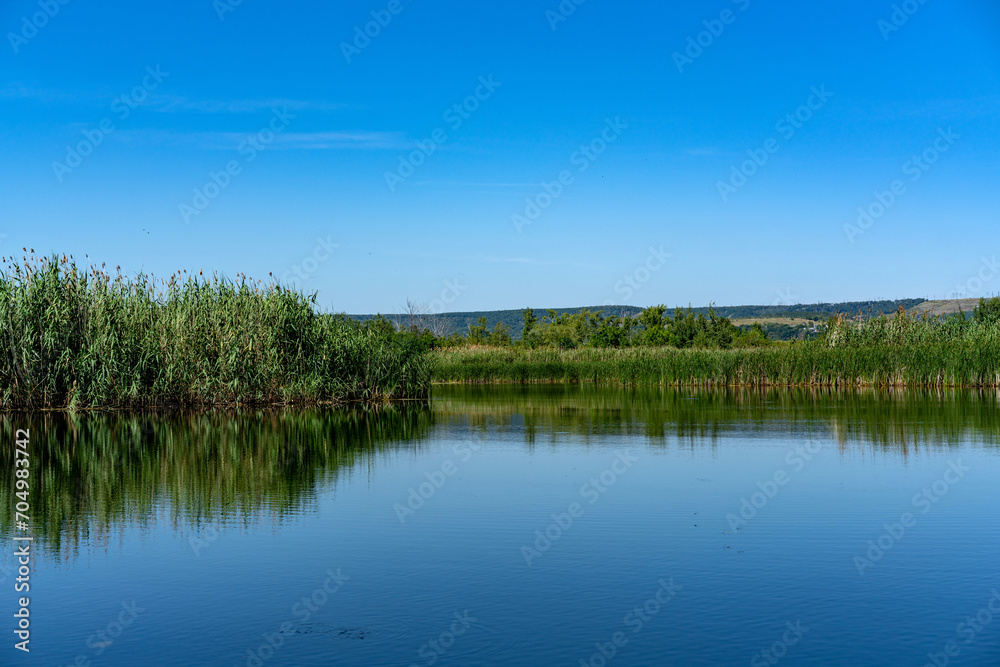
(2, 0), (998, 313)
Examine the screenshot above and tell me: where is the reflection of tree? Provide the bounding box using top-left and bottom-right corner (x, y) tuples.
(3, 387), (998, 560)
(432, 385), (1000, 454)
(0, 407), (432, 559)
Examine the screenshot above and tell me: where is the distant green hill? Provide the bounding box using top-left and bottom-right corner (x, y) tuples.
(351, 299), (927, 340)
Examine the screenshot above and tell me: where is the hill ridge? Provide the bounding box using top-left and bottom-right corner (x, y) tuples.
(351, 298), (944, 339)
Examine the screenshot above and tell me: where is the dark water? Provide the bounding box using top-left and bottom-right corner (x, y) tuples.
(2, 386), (1000, 666)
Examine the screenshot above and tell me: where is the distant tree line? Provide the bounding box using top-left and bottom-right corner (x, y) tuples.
(380, 305), (776, 351)
(351, 299), (926, 341)
(375, 298), (1000, 354)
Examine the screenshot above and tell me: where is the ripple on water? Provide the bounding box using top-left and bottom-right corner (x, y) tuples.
(282, 615), (522, 665)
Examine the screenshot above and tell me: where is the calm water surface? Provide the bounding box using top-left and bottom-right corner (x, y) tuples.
(2, 386), (999, 666)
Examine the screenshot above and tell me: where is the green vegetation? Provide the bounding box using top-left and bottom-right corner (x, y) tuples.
(0, 253), (430, 409)
(431, 306), (772, 351)
(353, 299), (926, 340)
(5, 252), (995, 402)
(431, 345), (995, 387)
(431, 301), (1000, 387)
(735, 318), (824, 342)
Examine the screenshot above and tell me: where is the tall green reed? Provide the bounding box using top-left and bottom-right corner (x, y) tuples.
(0, 253), (430, 408)
(431, 342), (1000, 387)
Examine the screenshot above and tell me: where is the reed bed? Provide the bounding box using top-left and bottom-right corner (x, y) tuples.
(431, 343), (1000, 387)
(0, 253), (430, 409)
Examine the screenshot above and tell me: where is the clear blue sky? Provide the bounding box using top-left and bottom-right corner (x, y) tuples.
(2, 0), (998, 313)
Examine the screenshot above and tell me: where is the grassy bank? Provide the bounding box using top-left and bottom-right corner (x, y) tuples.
(0, 254), (430, 409)
(431, 344), (1000, 387)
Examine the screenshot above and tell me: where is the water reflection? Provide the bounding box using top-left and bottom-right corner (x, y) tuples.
(0, 407), (433, 558)
(433, 384), (1000, 452)
(2, 386), (998, 557)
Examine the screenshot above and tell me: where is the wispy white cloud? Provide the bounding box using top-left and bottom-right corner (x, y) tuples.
(411, 180), (540, 188)
(149, 95), (347, 114)
(273, 131), (407, 150)
(479, 256), (569, 266)
(854, 95), (1000, 121)
(0, 84), (87, 104)
(0, 84), (346, 114)
(683, 147), (726, 157)
(114, 129), (407, 150)
(386, 249), (602, 269)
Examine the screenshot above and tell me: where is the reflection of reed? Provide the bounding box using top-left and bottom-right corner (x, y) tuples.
(432, 385), (1000, 454)
(0, 406), (433, 558)
(3, 388), (997, 559)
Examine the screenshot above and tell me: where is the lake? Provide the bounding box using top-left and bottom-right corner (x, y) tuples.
(3, 386), (999, 666)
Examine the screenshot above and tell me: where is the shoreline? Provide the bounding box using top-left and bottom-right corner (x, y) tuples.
(429, 345), (1000, 388)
